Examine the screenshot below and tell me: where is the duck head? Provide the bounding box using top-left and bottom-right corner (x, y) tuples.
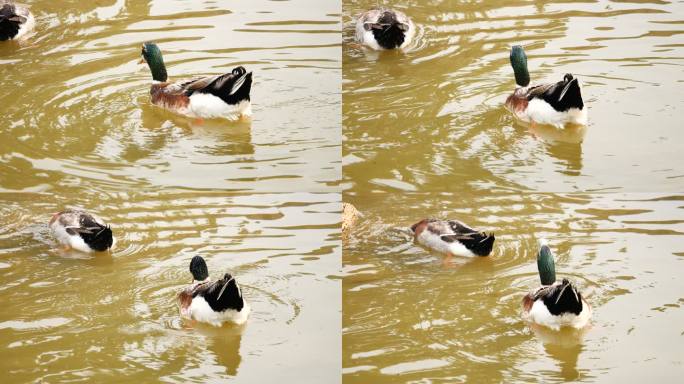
(537, 240), (556, 285)
(141, 42), (168, 82)
(510, 45), (530, 87)
(190, 255), (209, 282)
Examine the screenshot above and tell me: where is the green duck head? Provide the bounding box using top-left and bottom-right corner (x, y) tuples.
(510, 45), (530, 87)
(537, 239), (556, 285)
(141, 42), (168, 82)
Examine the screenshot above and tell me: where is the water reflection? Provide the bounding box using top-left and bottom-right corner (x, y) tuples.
(530, 324), (589, 382)
(195, 324), (244, 377)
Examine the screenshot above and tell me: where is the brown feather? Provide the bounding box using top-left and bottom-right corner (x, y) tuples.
(522, 293), (534, 313)
(177, 289), (193, 311)
(49, 212), (59, 226)
(410, 219), (428, 237)
(505, 92), (528, 113)
(150, 83), (190, 111)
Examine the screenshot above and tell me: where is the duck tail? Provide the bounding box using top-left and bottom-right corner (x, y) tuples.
(557, 75), (583, 110)
(204, 274), (245, 312)
(544, 279), (583, 316)
(207, 66), (252, 105)
(82, 225), (113, 252)
(461, 232), (495, 256)
(0, 3), (22, 40)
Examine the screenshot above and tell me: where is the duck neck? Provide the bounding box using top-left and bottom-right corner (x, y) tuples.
(146, 52), (168, 82)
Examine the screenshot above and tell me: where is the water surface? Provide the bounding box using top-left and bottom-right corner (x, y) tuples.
(0, 0), (341, 382)
(343, 0), (684, 382)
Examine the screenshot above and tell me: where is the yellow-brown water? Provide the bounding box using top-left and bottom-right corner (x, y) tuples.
(0, 0), (340, 382)
(343, 0), (684, 382)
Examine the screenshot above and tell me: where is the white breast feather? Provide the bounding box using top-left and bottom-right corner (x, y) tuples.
(524, 298), (592, 331)
(416, 230), (476, 257)
(187, 296), (251, 326)
(188, 94), (251, 120)
(49, 221), (92, 253)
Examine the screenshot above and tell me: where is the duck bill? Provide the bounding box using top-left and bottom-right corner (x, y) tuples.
(558, 78), (577, 102)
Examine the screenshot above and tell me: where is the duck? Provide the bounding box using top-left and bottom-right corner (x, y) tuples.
(505, 45), (587, 128)
(49, 209), (114, 252)
(140, 42), (252, 121)
(410, 218), (495, 261)
(177, 256), (250, 326)
(522, 240), (592, 330)
(355, 7), (415, 50)
(0, 0), (34, 41)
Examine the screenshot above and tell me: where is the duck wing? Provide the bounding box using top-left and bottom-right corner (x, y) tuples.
(524, 75), (583, 111)
(524, 82), (555, 100)
(181, 66), (252, 104)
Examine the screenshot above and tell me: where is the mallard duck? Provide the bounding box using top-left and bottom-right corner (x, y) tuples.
(0, 0), (34, 41)
(140, 42), (252, 121)
(355, 7), (415, 50)
(411, 218), (495, 261)
(177, 256), (250, 326)
(505, 45), (587, 128)
(522, 240), (592, 330)
(49, 209), (114, 252)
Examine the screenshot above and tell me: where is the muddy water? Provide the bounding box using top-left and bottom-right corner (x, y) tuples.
(343, 0), (684, 382)
(0, 0), (340, 382)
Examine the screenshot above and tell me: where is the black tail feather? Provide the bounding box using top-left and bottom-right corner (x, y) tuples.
(541, 74), (584, 112)
(0, 4), (21, 41)
(197, 273), (245, 313)
(202, 66), (252, 105)
(79, 225), (113, 252)
(541, 279), (583, 316)
(459, 232), (495, 256)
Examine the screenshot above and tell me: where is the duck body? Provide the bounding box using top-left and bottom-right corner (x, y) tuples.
(411, 218), (495, 257)
(0, 0), (34, 41)
(522, 242), (592, 330)
(506, 46), (587, 128)
(355, 7), (415, 50)
(49, 210), (114, 252)
(142, 42), (252, 121)
(522, 279), (592, 331)
(178, 256), (250, 326)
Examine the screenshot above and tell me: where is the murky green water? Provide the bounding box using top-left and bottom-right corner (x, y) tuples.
(0, 0), (340, 382)
(343, 0), (684, 382)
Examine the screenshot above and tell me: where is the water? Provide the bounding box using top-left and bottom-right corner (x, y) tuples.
(343, 0), (684, 382)
(0, 0), (340, 382)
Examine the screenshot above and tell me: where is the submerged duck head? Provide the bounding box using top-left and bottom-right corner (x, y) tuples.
(190, 255), (209, 282)
(141, 42), (168, 82)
